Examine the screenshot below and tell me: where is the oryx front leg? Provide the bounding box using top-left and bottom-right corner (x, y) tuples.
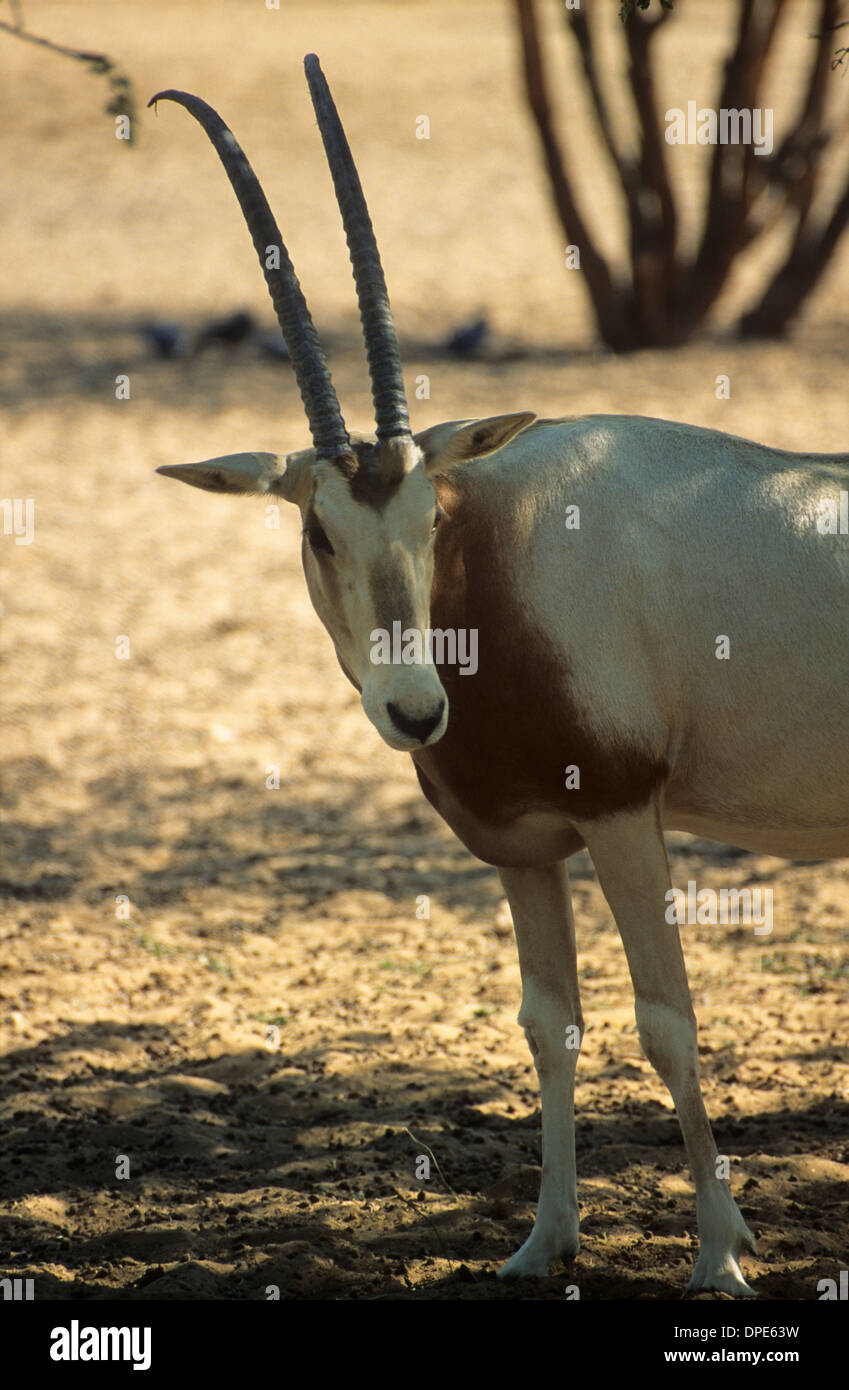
(579, 806), (757, 1297)
(497, 861), (583, 1279)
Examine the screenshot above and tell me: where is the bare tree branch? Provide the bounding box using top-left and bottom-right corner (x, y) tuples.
(0, 14), (136, 135)
(685, 0), (788, 330)
(513, 0), (636, 350)
(740, 165), (849, 335)
(566, 10), (633, 185)
(763, 0), (840, 240)
(0, 16), (109, 67)
(564, 10), (657, 340)
(623, 4), (680, 342)
(514, 0), (847, 349)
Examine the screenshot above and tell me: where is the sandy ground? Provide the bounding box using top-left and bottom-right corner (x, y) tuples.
(1, 0), (848, 1300)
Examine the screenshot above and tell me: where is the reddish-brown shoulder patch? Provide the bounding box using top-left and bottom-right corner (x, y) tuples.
(414, 473), (667, 826)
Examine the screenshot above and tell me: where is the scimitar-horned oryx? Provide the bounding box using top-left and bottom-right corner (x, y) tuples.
(150, 56), (849, 1297)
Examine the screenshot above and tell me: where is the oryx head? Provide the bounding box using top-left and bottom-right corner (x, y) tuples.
(150, 57), (534, 752)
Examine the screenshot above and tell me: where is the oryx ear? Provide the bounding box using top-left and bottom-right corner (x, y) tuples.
(156, 451), (312, 504)
(415, 412), (536, 472)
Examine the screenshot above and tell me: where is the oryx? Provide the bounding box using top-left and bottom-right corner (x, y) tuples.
(151, 56), (849, 1296)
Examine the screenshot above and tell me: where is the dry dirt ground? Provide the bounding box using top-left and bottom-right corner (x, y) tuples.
(1, 0), (848, 1301)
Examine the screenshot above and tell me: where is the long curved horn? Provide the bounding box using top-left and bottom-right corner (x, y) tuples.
(148, 89), (353, 465)
(303, 56), (411, 444)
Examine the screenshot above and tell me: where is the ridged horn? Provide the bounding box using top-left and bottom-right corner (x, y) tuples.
(147, 89), (354, 466)
(303, 56), (411, 445)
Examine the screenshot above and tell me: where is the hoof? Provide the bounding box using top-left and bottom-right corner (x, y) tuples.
(687, 1196), (757, 1296)
(687, 1240), (757, 1298)
(686, 1264), (756, 1298)
(497, 1226), (579, 1280)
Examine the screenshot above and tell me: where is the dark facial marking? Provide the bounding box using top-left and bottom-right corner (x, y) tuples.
(367, 554), (417, 635)
(347, 440), (408, 510)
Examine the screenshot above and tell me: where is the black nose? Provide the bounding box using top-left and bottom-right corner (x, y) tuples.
(387, 700), (445, 743)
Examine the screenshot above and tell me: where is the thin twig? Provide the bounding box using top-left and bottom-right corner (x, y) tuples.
(0, 16), (111, 69)
(0, 15), (136, 135)
(390, 1186), (472, 1276)
(404, 1126), (460, 1203)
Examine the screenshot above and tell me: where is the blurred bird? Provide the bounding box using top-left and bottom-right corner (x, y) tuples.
(140, 318), (186, 359)
(194, 309), (256, 352)
(257, 331), (291, 363)
(443, 314), (489, 358)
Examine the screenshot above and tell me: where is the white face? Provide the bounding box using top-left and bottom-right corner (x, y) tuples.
(299, 453), (449, 751)
(158, 414), (534, 750)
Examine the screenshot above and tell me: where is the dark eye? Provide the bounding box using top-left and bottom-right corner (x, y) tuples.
(432, 508), (443, 533)
(304, 524), (334, 556)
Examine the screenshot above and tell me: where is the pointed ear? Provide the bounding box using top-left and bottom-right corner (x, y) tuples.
(415, 412), (536, 472)
(155, 450), (312, 505)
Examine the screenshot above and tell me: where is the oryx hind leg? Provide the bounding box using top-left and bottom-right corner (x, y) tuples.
(578, 804), (757, 1297)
